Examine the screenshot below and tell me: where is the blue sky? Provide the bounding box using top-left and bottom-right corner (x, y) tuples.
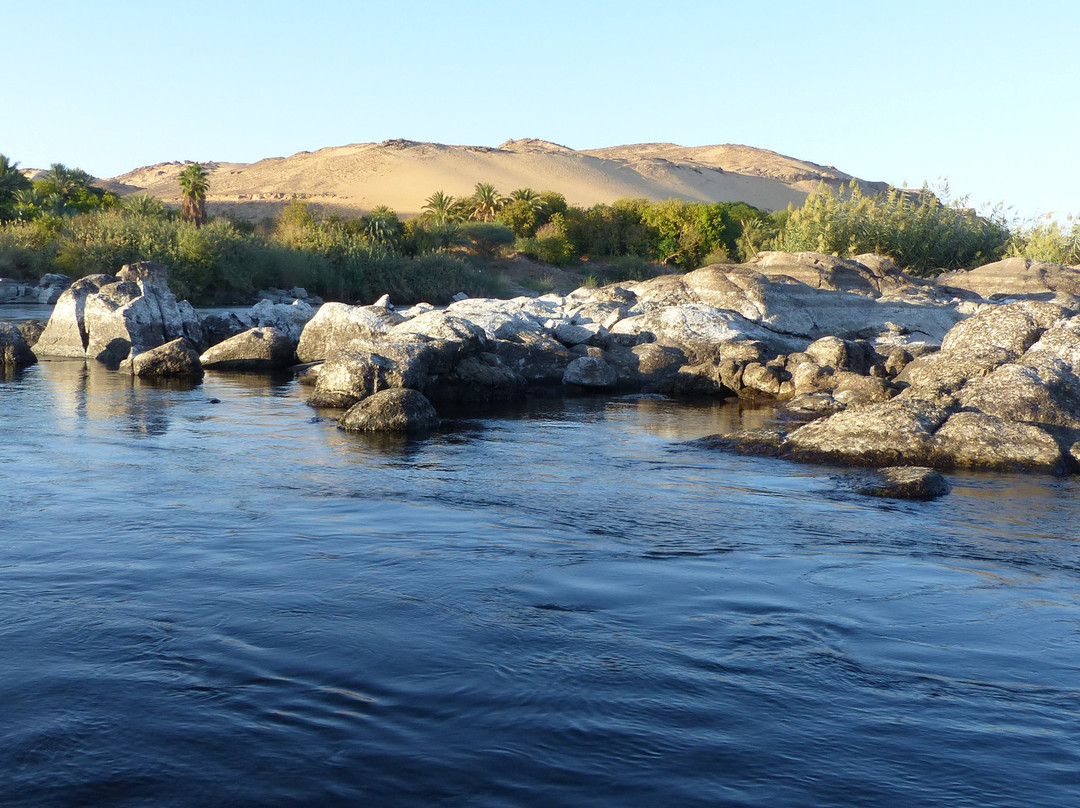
(4, 0), (1075, 222)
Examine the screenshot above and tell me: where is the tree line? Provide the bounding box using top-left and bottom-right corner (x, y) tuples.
(2, 153), (1078, 305)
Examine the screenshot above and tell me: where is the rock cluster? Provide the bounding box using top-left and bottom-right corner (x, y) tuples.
(714, 300), (1080, 474)
(31, 263), (204, 367)
(0, 274), (72, 305)
(14, 251), (1080, 467)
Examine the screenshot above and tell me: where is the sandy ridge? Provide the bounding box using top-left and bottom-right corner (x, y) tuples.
(95, 139), (886, 220)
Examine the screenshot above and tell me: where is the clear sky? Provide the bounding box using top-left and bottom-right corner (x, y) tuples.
(4, 0), (1075, 222)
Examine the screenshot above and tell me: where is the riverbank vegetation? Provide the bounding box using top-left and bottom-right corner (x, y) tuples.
(1, 157), (1077, 304)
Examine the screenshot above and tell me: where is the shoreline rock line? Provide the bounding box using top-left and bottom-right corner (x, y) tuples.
(12, 251), (1080, 480)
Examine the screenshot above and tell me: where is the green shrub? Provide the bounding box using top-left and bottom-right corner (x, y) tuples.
(1007, 216), (1080, 266)
(776, 182), (1010, 275)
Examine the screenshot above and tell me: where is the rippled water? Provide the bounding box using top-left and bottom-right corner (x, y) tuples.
(1, 351), (1078, 807)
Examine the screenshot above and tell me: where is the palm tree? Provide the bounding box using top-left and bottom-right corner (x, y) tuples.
(470, 182), (505, 223)
(123, 194), (169, 218)
(422, 190), (460, 225)
(0, 154), (31, 200)
(364, 205), (402, 247)
(510, 187), (543, 211)
(178, 163), (209, 226)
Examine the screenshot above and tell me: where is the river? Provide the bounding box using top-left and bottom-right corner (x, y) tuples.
(1, 305), (1078, 807)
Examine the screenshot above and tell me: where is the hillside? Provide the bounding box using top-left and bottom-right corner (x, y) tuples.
(100, 138), (887, 221)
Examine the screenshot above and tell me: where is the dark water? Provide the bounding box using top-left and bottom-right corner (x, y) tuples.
(1, 358), (1078, 807)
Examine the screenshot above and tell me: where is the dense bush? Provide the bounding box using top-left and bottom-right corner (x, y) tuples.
(775, 183), (1012, 275)
(1007, 217), (1080, 266)
(0, 208), (494, 304)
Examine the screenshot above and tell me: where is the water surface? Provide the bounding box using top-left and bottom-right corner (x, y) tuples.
(1, 359), (1077, 807)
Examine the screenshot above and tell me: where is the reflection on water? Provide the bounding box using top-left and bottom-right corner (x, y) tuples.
(0, 359), (1078, 808)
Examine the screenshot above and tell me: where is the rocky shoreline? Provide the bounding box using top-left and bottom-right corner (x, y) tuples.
(6, 252), (1080, 496)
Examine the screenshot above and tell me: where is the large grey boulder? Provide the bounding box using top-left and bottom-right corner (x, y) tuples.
(199, 327), (295, 371)
(630, 263), (965, 344)
(0, 322), (37, 367)
(246, 299), (316, 342)
(610, 303), (788, 363)
(937, 257), (1080, 301)
(750, 251), (895, 296)
(563, 356), (618, 388)
(339, 388), (439, 434)
(35, 273), (73, 304)
(32, 274), (114, 357)
(296, 301), (405, 362)
(121, 338), (203, 378)
(492, 332), (574, 386)
(309, 336), (467, 409)
(444, 297), (546, 341)
(930, 412), (1065, 472)
(388, 310), (487, 347)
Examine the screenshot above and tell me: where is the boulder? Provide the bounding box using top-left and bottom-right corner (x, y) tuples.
(309, 336), (465, 409)
(847, 466), (951, 500)
(956, 361), (1080, 429)
(936, 257), (1080, 301)
(939, 300), (1067, 358)
(32, 274), (114, 357)
(389, 310), (487, 347)
(247, 299), (316, 342)
(339, 388), (439, 434)
(121, 338), (203, 378)
(296, 301), (406, 362)
(750, 251), (896, 296)
(930, 412), (1065, 472)
(199, 327), (296, 371)
(630, 263), (964, 343)
(783, 398), (953, 467)
(605, 343), (688, 390)
(0, 322), (36, 367)
(610, 303), (788, 362)
(17, 319), (46, 348)
(563, 356), (618, 388)
(444, 297), (546, 341)
(200, 311), (251, 347)
(492, 332), (574, 386)
(432, 354), (526, 405)
(35, 273), (73, 304)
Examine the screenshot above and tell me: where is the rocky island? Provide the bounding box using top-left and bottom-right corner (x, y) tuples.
(9, 252), (1080, 491)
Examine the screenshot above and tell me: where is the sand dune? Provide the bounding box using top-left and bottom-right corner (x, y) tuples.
(103, 138), (887, 220)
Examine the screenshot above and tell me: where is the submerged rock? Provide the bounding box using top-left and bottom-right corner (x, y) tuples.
(847, 466), (951, 500)
(339, 388), (439, 434)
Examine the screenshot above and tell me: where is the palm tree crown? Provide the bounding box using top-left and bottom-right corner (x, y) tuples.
(178, 163), (209, 226)
(470, 182), (506, 223)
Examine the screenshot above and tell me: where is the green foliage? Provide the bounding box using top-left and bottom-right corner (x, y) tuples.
(457, 221), (516, 258)
(775, 182), (1011, 275)
(421, 190), (464, 226)
(1007, 216), (1080, 266)
(517, 213), (575, 266)
(123, 194), (171, 218)
(469, 182), (506, 222)
(178, 163), (209, 226)
(0, 155), (32, 221)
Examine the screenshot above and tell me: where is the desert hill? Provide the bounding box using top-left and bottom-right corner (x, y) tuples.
(101, 139), (888, 221)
